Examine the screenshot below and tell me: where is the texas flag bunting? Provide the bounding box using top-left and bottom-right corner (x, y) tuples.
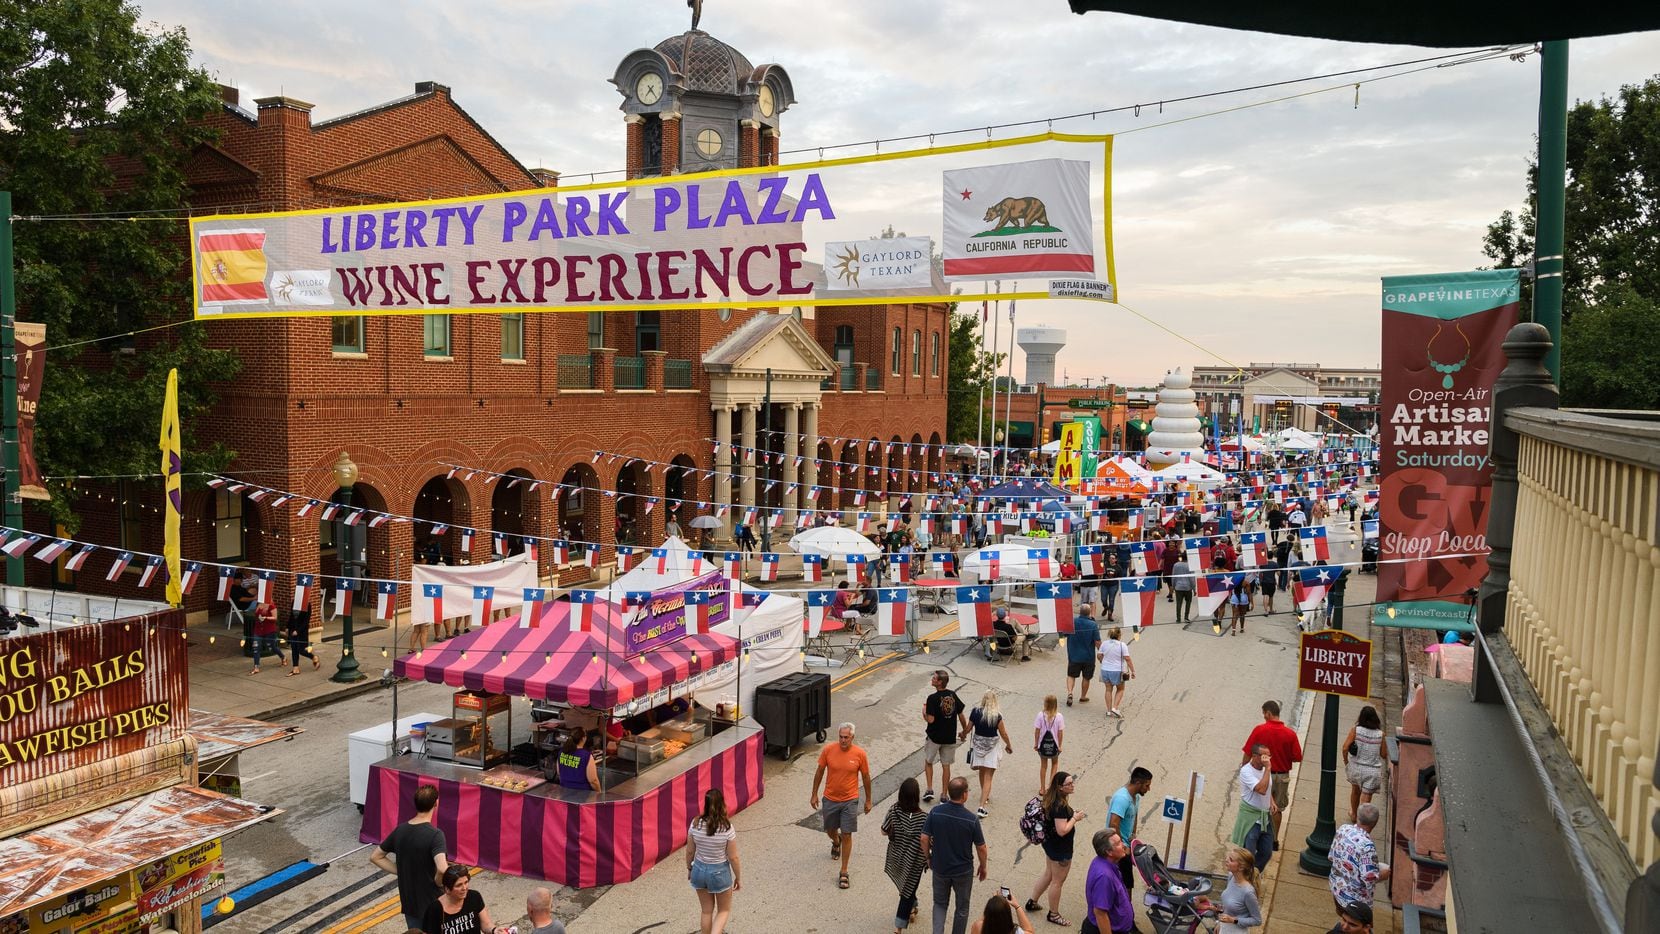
(806, 590), (834, 637)
(1196, 572), (1242, 618)
(0, 534), (40, 558)
(106, 551), (134, 581)
(802, 553), (825, 583)
(956, 586), (995, 638)
(136, 555), (166, 588)
(333, 578), (354, 618)
(877, 587), (908, 637)
(683, 590), (713, 635)
(1028, 548), (1053, 579)
(256, 570), (277, 604)
(33, 538), (71, 563)
(976, 550), (1002, 581)
(1293, 565), (1334, 612)
(422, 583), (445, 622)
(1118, 576), (1159, 631)
(570, 589), (597, 632)
(1298, 525), (1331, 562)
(891, 552), (912, 583)
(759, 552), (780, 582)
(724, 551), (744, 581)
(1078, 544), (1104, 577)
(215, 565), (236, 600)
(1239, 532), (1269, 569)
(1035, 581), (1075, 634)
(376, 581), (398, 620)
(521, 588), (549, 628)
(292, 573), (314, 612)
(471, 585), (495, 626)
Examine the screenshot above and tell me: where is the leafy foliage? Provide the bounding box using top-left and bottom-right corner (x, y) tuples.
(1482, 77), (1660, 408)
(0, 0), (240, 527)
(945, 305), (1005, 443)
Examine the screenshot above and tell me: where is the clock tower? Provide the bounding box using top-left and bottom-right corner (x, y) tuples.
(611, 27), (794, 178)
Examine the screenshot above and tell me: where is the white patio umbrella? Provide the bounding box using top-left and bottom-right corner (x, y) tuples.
(788, 526), (881, 561)
(957, 541), (1059, 582)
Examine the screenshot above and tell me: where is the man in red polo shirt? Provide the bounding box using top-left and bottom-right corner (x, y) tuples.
(1241, 699), (1302, 846)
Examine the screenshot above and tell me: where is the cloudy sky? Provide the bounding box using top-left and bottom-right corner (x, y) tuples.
(136, 0), (1660, 386)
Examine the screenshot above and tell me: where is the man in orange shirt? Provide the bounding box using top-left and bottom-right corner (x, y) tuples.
(810, 721), (873, 890)
(1241, 699), (1303, 845)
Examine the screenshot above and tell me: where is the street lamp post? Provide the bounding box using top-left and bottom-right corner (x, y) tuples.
(1299, 567), (1350, 874)
(331, 451), (367, 683)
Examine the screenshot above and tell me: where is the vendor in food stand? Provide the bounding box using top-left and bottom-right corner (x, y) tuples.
(556, 727), (601, 791)
(557, 705), (629, 756)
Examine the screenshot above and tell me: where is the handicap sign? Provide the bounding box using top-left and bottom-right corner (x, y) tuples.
(1161, 796), (1186, 824)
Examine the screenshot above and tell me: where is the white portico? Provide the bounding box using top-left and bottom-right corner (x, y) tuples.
(704, 314), (834, 534)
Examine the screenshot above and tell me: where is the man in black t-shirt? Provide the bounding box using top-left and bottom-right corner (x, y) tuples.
(369, 784), (450, 928)
(922, 670), (969, 804)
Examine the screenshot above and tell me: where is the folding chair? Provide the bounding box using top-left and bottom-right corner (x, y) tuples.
(226, 604), (247, 632)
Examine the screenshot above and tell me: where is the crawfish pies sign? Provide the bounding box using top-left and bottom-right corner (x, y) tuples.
(1298, 629), (1372, 700)
(0, 615), (187, 786)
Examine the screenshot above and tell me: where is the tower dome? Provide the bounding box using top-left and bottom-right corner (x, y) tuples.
(653, 30), (756, 95)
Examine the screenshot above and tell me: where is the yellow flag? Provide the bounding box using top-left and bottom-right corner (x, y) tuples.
(160, 369), (183, 607)
(1053, 422), (1084, 487)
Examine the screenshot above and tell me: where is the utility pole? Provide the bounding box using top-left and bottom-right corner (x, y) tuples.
(1534, 41), (1569, 382)
(1003, 299), (1016, 471)
(987, 280), (1001, 472)
(1, 193), (21, 586)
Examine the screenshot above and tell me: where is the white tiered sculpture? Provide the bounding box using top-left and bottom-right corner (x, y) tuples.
(1144, 368), (1205, 468)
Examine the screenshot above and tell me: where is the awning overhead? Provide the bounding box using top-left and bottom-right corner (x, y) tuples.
(188, 709), (302, 761)
(1063, 2), (1660, 45)
(0, 784), (276, 918)
(394, 601), (738, 708)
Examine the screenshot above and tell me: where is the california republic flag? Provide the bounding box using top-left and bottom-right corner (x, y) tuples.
(942, 159), (1094, 280)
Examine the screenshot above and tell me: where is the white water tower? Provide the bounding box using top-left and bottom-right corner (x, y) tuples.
(1016, 326), (1067, 387)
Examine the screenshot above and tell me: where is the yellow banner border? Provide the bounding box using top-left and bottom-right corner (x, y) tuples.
(190, 131), (1115, 320)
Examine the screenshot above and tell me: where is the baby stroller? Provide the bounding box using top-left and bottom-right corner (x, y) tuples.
(1132, 839), (1219, 934)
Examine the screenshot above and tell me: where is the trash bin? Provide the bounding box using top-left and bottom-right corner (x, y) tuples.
(752, 671), (832, 759)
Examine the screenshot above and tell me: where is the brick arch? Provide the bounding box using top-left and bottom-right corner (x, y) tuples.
(556, 462), (604, 561)
(928, 432), (943, 478)
(614, 459), (655, 547)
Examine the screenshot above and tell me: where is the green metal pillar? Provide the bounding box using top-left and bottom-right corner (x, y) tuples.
(1, 193), (23, 586)
(1535, 41), (1569, 383)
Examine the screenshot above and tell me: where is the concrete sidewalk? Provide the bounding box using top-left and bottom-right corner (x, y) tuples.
(1256, 568), (1400, 934)
(185, 609), (404, 720)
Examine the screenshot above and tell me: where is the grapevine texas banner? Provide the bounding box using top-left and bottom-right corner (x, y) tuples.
(189, 133), (1116, 319)
(1377, 269), (1519, 628)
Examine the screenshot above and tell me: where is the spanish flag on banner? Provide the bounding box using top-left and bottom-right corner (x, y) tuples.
(197, 229), (269, 304)
(160, 368), (183, 607)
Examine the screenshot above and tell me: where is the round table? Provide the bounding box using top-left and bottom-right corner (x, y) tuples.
(914, 577), (956, 613)
(803, 616), (846, 660)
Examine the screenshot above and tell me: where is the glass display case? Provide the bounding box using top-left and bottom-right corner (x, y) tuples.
(443, 690), (511, 768)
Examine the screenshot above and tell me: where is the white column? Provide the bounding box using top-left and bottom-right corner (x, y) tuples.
(739, 403), (758, 513)
(713, 404), (733, 530)
(802, 402), (820, 521)
(782, 403), (801, 529)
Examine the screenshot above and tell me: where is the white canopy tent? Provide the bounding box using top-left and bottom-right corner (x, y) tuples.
(1150, 461), (1228, 488)
(1275, 428), (1321, 450)
(789, 526), (881, 561)
(676, 593), (806, 719)
(600, 535), (709, 600)
(958, 542), (1060, 584)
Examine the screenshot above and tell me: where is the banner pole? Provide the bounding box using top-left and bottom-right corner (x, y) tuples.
(1, 192), (22, 586)
(1178, 769), (1197, 870)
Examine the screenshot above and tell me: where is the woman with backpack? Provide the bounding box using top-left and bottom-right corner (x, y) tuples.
(965, 691), (1014, 818)
(1032, 695), (1064, 796)
(1023, 771), (1085, 927)
(1229, 573), (1256, 636)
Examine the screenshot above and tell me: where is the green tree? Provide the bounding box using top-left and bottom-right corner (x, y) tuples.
(1483, 76), (1660, 408)
(945, 305), (1005, 443)
(1, 0), (240, 528)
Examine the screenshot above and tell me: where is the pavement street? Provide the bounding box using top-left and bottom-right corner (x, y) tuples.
(197, 519), (1378, 932)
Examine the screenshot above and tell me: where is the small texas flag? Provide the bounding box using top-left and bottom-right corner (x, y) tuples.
(376, 581), (398, 619)
(1118, 576), (1159, 631)
(216, 565), (236, 600)
(891, 552), (912, 583)
(64, 543), (97, 572)
(855, 512), (873, 533)
(492, 533), (507, 556)
(724, 551), (744, 580)
(422, 583), (445, 621)
(624, 590), (652, 610)
(553, 540), (570, 564)
(1078, 544), (1104, 577)
(742, 507), (757, 528)
(759, 552), (780, 581)
(802, 553), (825, 582)
(256, 570), (277, 604)
(298, 499), (320, 518)
(615, 546), (637, 573)
(459, 529), (474, 553)
(106, 550), (135, 581)
(683, 590), (713, 635)
(652, 548), (671, 574)
(916, 514), (934, 536)
(1128, 541), (1157, 575)
(179, 561), (203, 595)
(952, 515), (968, 537)
(1239, 532), (1269, 569)
(806, 590), (835, 637)
(1053, 514), (1074, 536)
(1185, 536), (1214, 570)
(1294, 565), (1334, 612)
(877, 587), (908, 636)
(976, 550), (1002, 581)
(136, 555), (166, 588)
(1299, 525), (1331, 562)
(583, 546), (600, 570)
(1196, 571), (1242, 618)
(955, 586), (994, 638)
(521, 587), (549, 628)
(524, 537), (539, 562)
(0, 534), (40, 558)
(739, 590), (766, 608)
(687, 551), (706, 575)
(1020, 512), (1039, 533)
(471, 585), (495, 626)
(292, 573), (315, 611)
(570, 589), (598, 632)
(33, 538), (71, 563)
(1027, 548), (1053, 579)
(930, 552), (955, 576)
(1035, 581), (1075, 634)
(846, 554), (869, 584)
(333, 578), (354, 618)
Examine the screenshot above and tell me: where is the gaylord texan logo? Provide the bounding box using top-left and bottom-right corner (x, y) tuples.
(832, 244), (862, 287)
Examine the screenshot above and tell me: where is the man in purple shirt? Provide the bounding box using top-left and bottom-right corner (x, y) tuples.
(1082, 830), (1138, 934)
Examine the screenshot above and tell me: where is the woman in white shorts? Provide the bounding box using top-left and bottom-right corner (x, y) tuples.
(965, 690), (1014, 818)
(1097, 627), (1135, 718)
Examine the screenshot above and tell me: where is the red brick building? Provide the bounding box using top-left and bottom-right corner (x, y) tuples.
(42, 29), (948, 619)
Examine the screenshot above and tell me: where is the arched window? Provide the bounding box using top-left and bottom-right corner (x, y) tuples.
(891, 327), (902, 374)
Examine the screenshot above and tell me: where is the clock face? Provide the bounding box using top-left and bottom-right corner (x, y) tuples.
(635, 73), (663, 105)
(696, 128), (723, 159)
(758, 85), (775, 117)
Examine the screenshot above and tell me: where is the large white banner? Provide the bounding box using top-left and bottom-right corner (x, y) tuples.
(409, 553), (538, 626)
(942, 158), (1094, 280)
(822, 236), (935, 290)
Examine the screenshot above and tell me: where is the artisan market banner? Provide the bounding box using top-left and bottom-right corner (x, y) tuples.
(1377, 269), (1518, 628)
(625, 569), (731, 657)
(189, 132), (1115, 319)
